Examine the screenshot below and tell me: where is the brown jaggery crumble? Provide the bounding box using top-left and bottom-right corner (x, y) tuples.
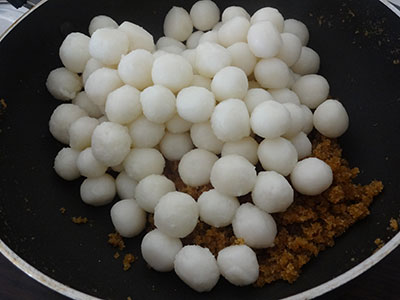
(127, 297), (132, 300)
(59, 207), (66, 214)
(114, 252), (120, 259)
(71, 216), (88, 224)
(123, 253), (135, 271)
(108, 232), (126, 250)
(390, 218), (398, 231)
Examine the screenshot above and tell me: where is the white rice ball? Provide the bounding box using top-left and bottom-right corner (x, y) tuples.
(190, 0), (220, 31)
(211, 66), (248, 102)
(174, 245), (220, 292)
(156, 36), (186, 51)
(46, 67), (82, 101)
(160, 132), (194, 161)
(258, 137), (298, 176)
(123, 148), (165, 181)
(252, 171), (294, 213)
(77, 147), (107, 178)
(110, 199), (146, 238)
(155, 191), (199, 238)
(128, 116), (165, 148)
(181, 49), (197, 71)
(115, 171), (138, 199)
(290, 157), (333, 196)
(54, 147), (80, 180)
(89, 28), (129, 65)
(218, 17), (250, 47)
(250, 100), (291, 139)
(222, 6), (250, 22)
(282, 103), (305, 138)
(276, 32), (302, 67)
(59, 32), (91, 73)
(166, 114), (192, 133)
(49, 104), (88, 144)
(244, 88), (274, 113)
(152, 53), (193, 93)
(69, 116), (99, 150)
(176, 86), (215, 123)
(254, 58), (290, 89)
(119, 21), (155, 52)
(313, 99), (349, 138)
(212, 21), (223, 31)
(289, 132), (312, 160)
(82, 58), (104, 85)
(198, 30), (219, 44)
(91, 121), (131, 167)
(247, 21), (282, 58)
(198, 189), (239, 227)
(85, 67), (123, 107)
(164, 6), (193, 42)
(221, 136), (258, 165)
(291, 46), (320, 75)
(105, 85), (141, 125)
(190, 122), (224, 154)
(195, 42), (232, 78)
(80, 174), (116, 206)
(250, 7), (284, 32)
(301, 104), (314, 134)
(232, 203), (277, 248)
(210, 154), (256, 197)
(140, 85), (176, 124)
(269, 88), (300, 105)
(88, 15), (118, 36)
(211, 99), (250, 142)
(72, 91), (103, 118)
(227, 42), (257, 76)
(190, 75), (212, 90)
(284, 19), (309, 46)
(141, 229), (183, 272)
(292, 74), (330, 109)
(217, 245), (259, 286)
(118, 49), (154, 90)
(178, 149), (218, 187)
(135, 175), (176, 213)
(186, 31), (204, 49)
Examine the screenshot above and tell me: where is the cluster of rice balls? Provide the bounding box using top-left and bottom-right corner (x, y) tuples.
(46, 0), (349, 292)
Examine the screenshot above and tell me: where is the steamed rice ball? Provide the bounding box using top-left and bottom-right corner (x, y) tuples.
(190, 75), (212, 90)
(82, 58), (104, 85)
(221, 136), (258, 165)
(291, 46), (320, 75)
(111, 199), (146, 238)
(250, 7), (284, 32)
(190, 122), (223, 154)
(289, 132), (312, 160)
(211, 66), (248, 101)
(76, 147), (107, 178)
(247, 21), (282, 58)
(217, 16), (250, 47)
(222, 6), (250, 22)
(140, 85), (176, 124)
(283, 19), (310, 46)
(292, 74), (329, 109)
(227, 42), (257, 76)
(166, 114), (192, 133)
(72, 91), (103, 118)
(115, 171), (138, 199)
(69, 116), (99, 150)
(163, 6), (193, 42)
(276, 32), (302, 67)
(254, 57), (290, 89)
(160, 132), (194, 161)
(54, 147), (80, 181)
(80, 174), (116, 206)
(313, 99), (349, 138)
(88, 15), (118, 36)
(119, 21), (155, 52)
(186, 31), (204, 49)
(282, 103), (305, 138)
(46, 67), (82, 101)
(105, 85), (141, 125)
(128, 115), (165, 148)
(59, 32), (91, 73)
(176, 86), (215, 123)
(195, 42), (232, 78)
(268, 88), (300, 105)
(190, 0), (220, 31)
(243, 88), (274, 113)
(123, 148), (165, 181)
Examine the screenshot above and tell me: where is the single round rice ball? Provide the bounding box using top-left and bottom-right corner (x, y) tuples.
(198, 189), (239, 227)
(218, 16), (250, 48)
(292, 74), (330, 109)
(301, 104), (314, 134)
(190, 122), (223, 154)
(195, 42), (232, 78)
(232, 203), (277, 248)
(46, 67), (82, 101)
(141, 229), (183, 272)
(247, 21), (282, 58)
(254, 57), (290, 89)
(178, 149), (218, 187)
(119, 21), (155, 52)
(155, 192), (199, 238)
(69, 116), (99, 150)
(227, 42), (257, 76)
(222, 6), (250, 22)
(118, 49), (154, 90)
(141, 85), (176, 124)
(211, 66), (248, 102)
(59, 32), (91, 73)
(252, 171), (294, 213)
(54, 147), (80, 181)
(282, 103), (305, 138)
(166, 114), (192, 133)
(164, 6), (193, 42)
(269, 88), (300, 105)
(77, 147), (107, 178)
(258, 137), (298, 176)
(49, 104), (88, 144)
(198, 30), (219, 44)
(289, 132), (312, 160)
(135, 174), (176, 213)
(156, 36), (186, 51)
(190, 75), (212, 90)
(217, 245), (259, 286)
(174, 245), (220, 292)
(176, 86), (215, 123)
(89, 28), (129, 65)
(82, 58), (104, 85)
(88, 15), (118, 36)
(212, 21), (223, 31)
(211, 99), (250, 142)
(181, 49), (197, 71)
(80, 174), (116, 206)
(250, 7), (284, 32)
(105, 85), (141, 125)
(91, 121), (131, 167)
(244, 88), (274, 113)
(313, 99), (349, 138)
(291, 46), (320, 75)
(250, 100), (291, 139)
(190, 0), (220, 31)
(129, 115), (165, 148)
(186, 31), (204, 49)
(276, 32), (302, 67)
(123, 148), (165, 181)
(115, 171), (138, 199)
(221, 136), (258, 165)
(210, 154), (256, 197)
(160, 132), (194, 161)
(110, 199), (146, 238)
(72, 91), (103, 118)
(290, 157), (333, 196)
(284, 19), (309, 46)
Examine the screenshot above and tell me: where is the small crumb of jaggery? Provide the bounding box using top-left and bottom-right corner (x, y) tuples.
(123, 253), (135, 271)
(108, 232), (125, 250)
(390, 218), (398, 231)
(59, 207), (66, 214)
(127, 297), (132, 300)
(71, 216), (88, 224)
(373, 238), (385, 253)
(114, 252), (120, 259)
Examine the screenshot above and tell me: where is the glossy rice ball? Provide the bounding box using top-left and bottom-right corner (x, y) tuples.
(110, 199), (146, 237)
(190, 75), (212, 90)
(88, 15), (118, 36)
(210, 154), (256, 197)
(46, 68), (82, 101)
(211, 66), (248, 101)
(282, 103), (305, 138)
(195, 42), (232, 78)
(164, 6), (193, 42)
(115, 171), (138, 199)
(291, 46), (320, 75)
(269, 88), (300, 105)
(284, 19), (309, 46)
(129, 116), (165, 148)
(140, 85), (176, 124)
(59, 32), (91, 73)
(156, 36), (186, 52)
(218, 17), (250, 47)
(221, 136), (258, 165)
(119, 21), (155, 52)
(141, 229), (183, 272)
(181, 49), (197, 71)
(247, 21), (282, 58)
(69, 116), (99, 150)
(254, 57), (290, 89)
(227, 42), (257, 76)
(292, 74), (329, 109)
(160, 132), (194, 161)
(174, 245), (220, 292)
(82, 58), (104, 85)
(222, 6), (250, 22)
(72, 91), (103, 118)
(80, 174), (116, 206)
(313, 99), (349, 138)
(243, 88), (274, 113)
(123, 148), (165, 181)
(289, 132), (312, 160)
(54, 147), (80, 181)
(301, 104), (314, 134)
(77, 147), (107, 178)
(166, 114), (192, 133)
(190, 122), (224, 154)
(232, 203), (277, 248)
(176, 86), (215, 123)
(186, 31), (204, 49)
(155, 191), (199, 238)
(198, 31), (219, 44)
(276, 32), (302, 67)
(135, 174), (176, 213)
(190, 0), (220, 31)
(290, 157), (333, 196)
(198, 189), (239, 227)
(105, 85), (141, 125)
(250, 7), (284, 32)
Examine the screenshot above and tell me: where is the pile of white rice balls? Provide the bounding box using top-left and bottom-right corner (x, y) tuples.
(46, 0), (349, 292)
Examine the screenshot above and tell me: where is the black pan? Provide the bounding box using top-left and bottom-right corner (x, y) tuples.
(0, 0), (400, 299)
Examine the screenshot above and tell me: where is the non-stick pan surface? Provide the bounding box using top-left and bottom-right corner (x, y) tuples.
(0, 0), (399, 299)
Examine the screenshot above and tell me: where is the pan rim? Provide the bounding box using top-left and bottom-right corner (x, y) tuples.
(0, 0), (399, 299)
